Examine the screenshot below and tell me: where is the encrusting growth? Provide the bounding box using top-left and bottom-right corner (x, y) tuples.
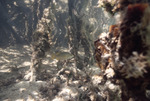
(95, 2), (150, 101)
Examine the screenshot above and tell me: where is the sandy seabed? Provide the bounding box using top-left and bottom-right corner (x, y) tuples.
(0, 44), (118, 101)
